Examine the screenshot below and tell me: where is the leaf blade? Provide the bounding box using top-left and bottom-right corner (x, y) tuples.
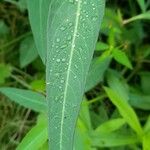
(0, 87), (47, 112)
(46, 0), (105, 149)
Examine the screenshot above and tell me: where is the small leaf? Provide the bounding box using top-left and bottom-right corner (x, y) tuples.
(137, 0), (146, 12)
(17, 114), (48, 150)
(0, 87), (47, 112)
(104, 87), (143, 137)
(19, 36), (38, 68)
(95, 42), (109, 51)
(112, 48), (132, 69)
(124, 11), (150, 24)
(94, 118), (126, 134)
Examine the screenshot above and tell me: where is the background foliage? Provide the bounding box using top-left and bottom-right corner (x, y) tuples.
(0, 0), (150, 149)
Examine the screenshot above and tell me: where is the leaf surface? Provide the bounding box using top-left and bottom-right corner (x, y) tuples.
(0, 87), (46, 112)
(45, 0), (105, 149)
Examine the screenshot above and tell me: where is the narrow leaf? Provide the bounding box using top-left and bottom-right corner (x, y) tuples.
(0, 87), (47, 112)
(124, 11), (150, 24)
(94, 118), (126, 134)
(104, 87), (143, 137)
(46, 0), (105, 149)
(17, 114), (48, 150)
(27, 0), (50, 64)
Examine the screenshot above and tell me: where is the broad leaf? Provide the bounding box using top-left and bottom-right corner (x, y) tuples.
(45, 0), (105, 149)
(0, 87), (47, 112)
(104, 87), (143, 137)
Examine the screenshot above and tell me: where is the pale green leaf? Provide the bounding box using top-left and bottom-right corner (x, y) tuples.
(44, 0), (105, 149)
(0, 87), (47, 112)
(112, 49), (132, 69)
(19, 36), (38, 68)
(104, 87), (143, 137)
(94, 118), (126, 134)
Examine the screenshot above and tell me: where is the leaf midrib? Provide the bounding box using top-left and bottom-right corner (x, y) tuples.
(60, 0), (81, 149)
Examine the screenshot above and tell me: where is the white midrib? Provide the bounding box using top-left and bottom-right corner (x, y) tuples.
(60, 0), (81, 149)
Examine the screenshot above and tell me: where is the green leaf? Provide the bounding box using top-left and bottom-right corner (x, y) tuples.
(27, 0), (50, 64)
(107, 70), (129, 101)
(124, 11), (150, 24)
(112, 48), (132, 69)
(91, 130), (139, 147)
(95, 42), (109, 51)
(44, 0), (105, 149)
(143, 132), (150, 150)
(85, 55), (111, 91)
(129, 93), (150, 110)
(17, 114), (48, 150)
(139, 72), (150, 94)
(104, 87), (143, 137)
(74, 119), (91, 150)
(0, 87), (47, 112)
(0, 21), (9, 36)
(79, 99), (92, 130)
(19, 36), (38, 68)
(0, 64), (11, 84)
(94, 118), (126, 134)
(137, 0), (146, 12)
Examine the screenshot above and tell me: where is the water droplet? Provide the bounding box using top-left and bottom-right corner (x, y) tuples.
(62, 58), (66, 62)
(67, 35), (72, 41)
(61, 44), (67, 49)
(56, 59), (60, 62)
(60, 26), (66, 31)
(92, 16), (98, 21)
(56, 38), (60, 42)
(69, 22), (73, 27)
(74, 76), (77, 79)
(60, 79), (64, 83)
